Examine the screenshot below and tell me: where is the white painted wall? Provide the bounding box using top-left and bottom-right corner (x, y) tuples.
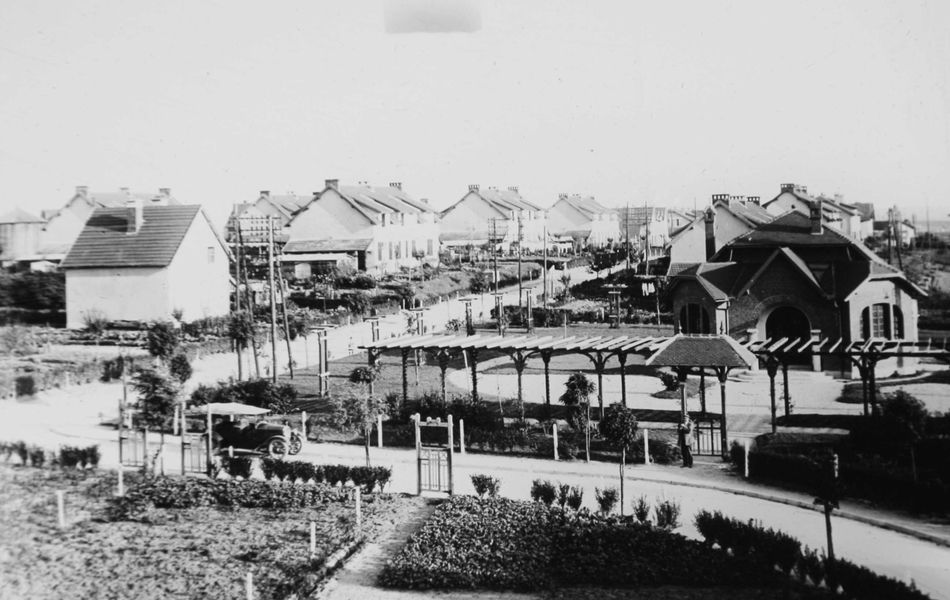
(40, 198), (92, 253)
(669, 210), (753, 263)
(66, 267), (171, 328)
(168, 213), (230, 322)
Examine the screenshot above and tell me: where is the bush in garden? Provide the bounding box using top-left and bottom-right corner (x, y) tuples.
(14, 441), (28, 465)
(323, 464), (351, 486)
(168, 352), (193, 384)
(530, 436), (578, 460)
(530, 479), (557, 506)
(556, 483), (571, 508)
(471, 474), (501, 498)
(633, 495), (651, 524)
(566, 486), (584, 510)
(654, 498), (681, 530)
(595, 487), (618, 515)
(260, 457), (279, 481)
(81, 445), (100, 468)
(0, 442), (13, 462)
(295, 462), (318, 484)
(222, 457), (254, 480)
(58, 446), (82, 468)
(15, 375), (36, 397)
(28, 446), (47, 467)
(147, 321), (180, 361)
(658, 371), (679, 391)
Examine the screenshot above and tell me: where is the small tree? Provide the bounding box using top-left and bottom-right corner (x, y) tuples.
(559, 372), (596, 463)
(336, 365), (384, 466)
(147, 321), (180, 362)
(345, 291), (371, 319)
(131, 365), (179, 474)
(169, 352), (193, 384)
(599, 403), (639, 515)
(880, 390), (929, 482)
(469, 271), (490, 294)
(228, 310), (257, 379)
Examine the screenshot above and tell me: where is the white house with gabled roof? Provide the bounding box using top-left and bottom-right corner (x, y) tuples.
(282, 180), (439, 275)
(440, 185), (547, 252)
(59, 201), (229, 328)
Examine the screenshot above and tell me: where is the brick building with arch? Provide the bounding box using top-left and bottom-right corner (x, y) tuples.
(666, 202), (925, 377)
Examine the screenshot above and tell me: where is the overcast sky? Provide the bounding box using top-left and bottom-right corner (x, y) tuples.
(1, 0), (948, 228)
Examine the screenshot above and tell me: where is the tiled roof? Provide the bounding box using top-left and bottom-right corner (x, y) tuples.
(725, 200), (773, 226)
(853, 203), (875, 222)
(0, 207), (45, 224)
(60, 205), (200, 269)
(559, 195), (616, 220)
(477, 188), (543, 213)
(725, 211), (852, 248)
(283, 238), (372, 253)
(88, 191), (180, 208)
(328, 185), (434, 221)
(645, 335), (756, 368)
(667, 262), (701, 277)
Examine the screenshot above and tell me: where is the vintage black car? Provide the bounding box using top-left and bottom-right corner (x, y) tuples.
(210, 420), (293, 459)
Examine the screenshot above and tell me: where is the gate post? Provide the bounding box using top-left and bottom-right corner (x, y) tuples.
(643, 428), (650, 464)
(447, 415), (454, 495)
(180, 401), (187, 475)
(414, 415), (422, 495)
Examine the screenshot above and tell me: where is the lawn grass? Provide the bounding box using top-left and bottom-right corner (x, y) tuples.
(0, 464), (422, 600)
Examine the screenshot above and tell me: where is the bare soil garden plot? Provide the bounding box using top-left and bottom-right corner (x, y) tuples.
(0, 465), (423, 600)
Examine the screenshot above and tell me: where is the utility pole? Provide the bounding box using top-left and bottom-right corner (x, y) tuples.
(491, 218), (499, 293)
(275, 242), (294, 379)
(232, 206), (243, 381)
(625, 202), (630, 273)
(886, 208), (893, 265)
(894, 206), (904, 271)
(517, 213), (523, 315)
(542, 225), (548, 307)
(644, 202), (651, 274)
(268, 216), (278, 383)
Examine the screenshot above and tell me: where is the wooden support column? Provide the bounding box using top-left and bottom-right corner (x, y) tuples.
(469, 348), (480, 403)
(438, 350), (451, 404)
(541, 350), (552, 420)
(699, 369), (706, 415)
(868, 354), (879, 416)
(677, 367), (688, 420)
(765, 356), (779, 434)
(717, 367), (729, 459)
(859, 358), (870, 418)
(513, 351), (528, 422)
(618, 352), (628, 407)
(782, 361), (791, 417)
(401, 348), (410, 407)
(595, 352), (607, 420)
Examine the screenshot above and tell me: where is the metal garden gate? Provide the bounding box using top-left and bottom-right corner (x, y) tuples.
(415, 415), (454, 495)
(693, 418), (722, 456)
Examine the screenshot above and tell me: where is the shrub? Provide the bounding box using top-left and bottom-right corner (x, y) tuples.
(84, 445), (101, 468)
(147, 321), (180, 361)
(566, 486), (584, 511)
(58, 446), (82, 468)
(14, 441), (28, 465)
(556, 483), (571, 508)
(654, 498), (681, 530)
(0, 442), (14, 462)
(595, 487), (618, 515)
(658, 371), (679, 391)
(632, 495), (651, 524)
(471, 474), (501, 498)
(15, 375), (36, 397)
(168, 352), (193, 384)
(530, 479), (557, 506)
(222, 456), (254, 480)
(190, 378), (298, 415)
(260, 457), (279, 481)
(530, 436), (578, 460)
(28, 446), (47, 468)
(323, 464), (350, 486)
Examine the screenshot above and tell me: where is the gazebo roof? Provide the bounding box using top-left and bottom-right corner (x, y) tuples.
(360, 333), (675, 356)
(644, 334), (757, 368)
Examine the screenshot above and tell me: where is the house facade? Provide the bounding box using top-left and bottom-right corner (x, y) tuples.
(764, 184), (863, 240)
(39, 186), (179, 264)
(546, 194), (620, 249)
(59, 202), (229, 328)
(227, 191), (309, 246)
(667, 205), (924, 377)
(665, 195), (772, 275)
(282, 180), (439, 275)
(0, 208), (46, 268)
(439, 185), (547, 252)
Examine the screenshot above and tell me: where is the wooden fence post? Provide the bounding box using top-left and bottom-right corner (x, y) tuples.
(310, 521), (316, 556)
(643, 428), (650, 464)
(355, 488), (362, 528)
(459, 418), (465, 455)
(117, 467), (124, 497)
(56, 491), (65, 528)
(377, 414), (383, 448)
(245, 572), (253, 600)
(553, 423), (559, 461)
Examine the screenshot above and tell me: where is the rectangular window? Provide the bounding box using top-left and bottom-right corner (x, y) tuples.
(427, 239), (434, 256)
(388, 242), (393, 260)
(395, 242), (401, 259)
(871, 304), (888, 338)
(207, 247), (214, 263)
(378, 242), (384, 261)
(412, 240), (417, 255)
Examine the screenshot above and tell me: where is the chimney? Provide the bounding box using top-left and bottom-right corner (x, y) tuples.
(420, 198), (429, 204)
(508, 186), (518, 193)
(468, 184), (479, 191)
(126, 198), (144, 234)
(731, 195), (744, 205)
(810, 199), (823, 235)
(748, 196), (761, 206)
(558, 193), (568, 200)
(260, 190), (270, 198)
(75, 185), (89, 198)
(390, 182), (402, 190)
(704, 205), (717, 260)
(325, 179), (339, 190)
(781, 183), (795, 193)
(159, 187), (171, 198)
(711, 193), (729, 206)
(833, 193), (844, 203)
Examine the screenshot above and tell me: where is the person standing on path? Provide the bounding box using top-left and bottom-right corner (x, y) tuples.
(678, 416), (694, 468)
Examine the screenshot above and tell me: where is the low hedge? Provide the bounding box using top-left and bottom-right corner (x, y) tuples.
(380, 496), (784, 592)
(110, 476), (353, 518)
(694, 509), (931, 600)
(259, 458), (391, 493)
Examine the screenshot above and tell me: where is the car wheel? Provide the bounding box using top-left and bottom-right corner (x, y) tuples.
(288, 436), (302, 455)
(267, 437), (289, 459)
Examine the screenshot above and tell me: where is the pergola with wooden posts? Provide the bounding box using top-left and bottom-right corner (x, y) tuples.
(743, 335), (950, 432)
(361, 333), (757, 455)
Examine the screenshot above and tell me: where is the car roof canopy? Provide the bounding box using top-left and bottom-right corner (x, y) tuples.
(185, 402), (272, 417)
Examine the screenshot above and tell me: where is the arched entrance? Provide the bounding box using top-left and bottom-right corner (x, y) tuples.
(765, 306), (811, 365)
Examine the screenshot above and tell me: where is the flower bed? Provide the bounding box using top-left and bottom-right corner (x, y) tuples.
(379, 496), (786, 592)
